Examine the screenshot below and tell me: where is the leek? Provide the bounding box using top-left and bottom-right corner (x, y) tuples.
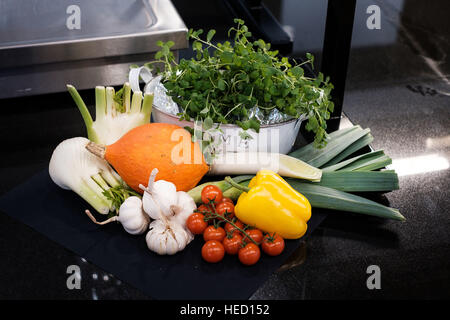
(289, 126), (371, 167)
(338, 154), (392, 172)
(309, 171), (399, 192)
(289, 125), (361, 161)
(323, 132), (374, 167)
(287, 180), (405, 221)
(193, 178), (404, 221)
(322, 150), (391, 172)
(187, 125), (404, 221)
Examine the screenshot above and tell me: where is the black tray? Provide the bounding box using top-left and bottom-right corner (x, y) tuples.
(0, 170), (326, 299)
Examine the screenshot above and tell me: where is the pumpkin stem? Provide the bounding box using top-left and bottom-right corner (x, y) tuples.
(86, 142), (106, 159)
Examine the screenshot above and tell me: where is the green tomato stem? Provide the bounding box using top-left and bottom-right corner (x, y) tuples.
(208, 205), (258, 246)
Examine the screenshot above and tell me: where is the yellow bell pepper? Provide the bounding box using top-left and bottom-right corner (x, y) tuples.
(226, 170), (311, 239)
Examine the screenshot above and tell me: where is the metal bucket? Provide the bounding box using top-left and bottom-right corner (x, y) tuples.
(151, 106), (306, 154)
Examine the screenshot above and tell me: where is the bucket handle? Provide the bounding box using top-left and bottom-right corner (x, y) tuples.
(129, 66), (164, 95)
(129, 66), (153, 94)
(294, 114), (308, 132)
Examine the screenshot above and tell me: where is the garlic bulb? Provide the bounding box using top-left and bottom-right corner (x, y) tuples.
(84, 196), (149, 235)
(141, 169), (178, 220)
(140, 168), (197, 255)
(117, 196), (150, 235)
(146, 219), (194, 255)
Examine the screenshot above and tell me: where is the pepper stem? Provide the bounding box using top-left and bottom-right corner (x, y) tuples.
(225, 176), (251, 193)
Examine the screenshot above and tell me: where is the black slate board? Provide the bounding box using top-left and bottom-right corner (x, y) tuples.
(0, 170), (326, 299)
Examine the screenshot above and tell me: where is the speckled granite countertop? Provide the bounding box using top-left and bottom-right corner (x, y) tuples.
(0, 0), (448, 299)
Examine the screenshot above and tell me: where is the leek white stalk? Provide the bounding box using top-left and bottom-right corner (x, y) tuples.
(67, 83), (153, 145)
(208, 152), (322, 181)
(49, 137), (122, 214)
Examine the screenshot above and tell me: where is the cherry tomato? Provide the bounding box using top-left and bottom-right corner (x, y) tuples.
(215, 201), (235, 220)
(224, 220), (244, 236)
(238, 243), (261, 266)
(244, 229), (263, 244)
(222, 234), (243, 255)
(186, 213), (208, 235)
(202, 240), (225, 263)
(219, 197), (234, 204)
(201, 185), (223, 205)
(203, 225), (226, 242)
(262, 233), (285, 256)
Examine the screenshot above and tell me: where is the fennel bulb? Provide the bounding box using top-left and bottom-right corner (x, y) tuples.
(49, 137), (122, 214)
(67, 83), (153, 145)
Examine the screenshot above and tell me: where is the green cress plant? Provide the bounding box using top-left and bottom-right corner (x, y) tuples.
(146, 19), (334, 148)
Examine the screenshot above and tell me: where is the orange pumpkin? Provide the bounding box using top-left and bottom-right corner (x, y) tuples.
(87, 123), (209, 192)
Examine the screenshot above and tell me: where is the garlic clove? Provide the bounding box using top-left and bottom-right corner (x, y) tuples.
(172, 191), (197, 228)
(165, 236), (180, 255)
(141, 169), (178, 219)
(152, 180), (178, 216)
(142, 192), (161, 220)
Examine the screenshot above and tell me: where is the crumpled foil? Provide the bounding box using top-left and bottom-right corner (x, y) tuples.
(248, 106), (265, 123)
(266, 108), (293, 124)
(146, 76), (180, 115)
(248, 106), (292, 125)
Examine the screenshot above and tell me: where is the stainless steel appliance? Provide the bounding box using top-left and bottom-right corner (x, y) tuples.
(0, 0), (188, 98)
